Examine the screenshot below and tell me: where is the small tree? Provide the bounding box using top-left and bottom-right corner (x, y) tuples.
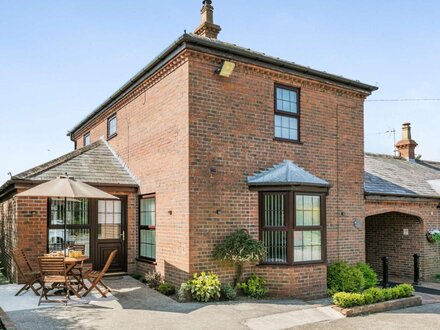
(213, 229), (266, 285)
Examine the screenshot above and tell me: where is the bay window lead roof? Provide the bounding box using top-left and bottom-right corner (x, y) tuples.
(247, 160), (329, 187)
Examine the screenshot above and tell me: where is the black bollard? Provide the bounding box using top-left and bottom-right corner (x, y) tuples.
(382, 256), (389, 288)
(413, 253), (420, 285)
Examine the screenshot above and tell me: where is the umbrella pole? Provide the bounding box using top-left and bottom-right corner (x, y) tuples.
(64, 197), (67, 256)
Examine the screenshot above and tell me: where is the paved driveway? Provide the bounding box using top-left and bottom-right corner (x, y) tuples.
(2, 276), (440, 330)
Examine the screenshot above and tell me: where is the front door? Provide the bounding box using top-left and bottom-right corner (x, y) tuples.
(93, 196), (127, 272)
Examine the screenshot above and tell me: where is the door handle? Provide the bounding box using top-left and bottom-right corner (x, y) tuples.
(120, 231), (125, 241)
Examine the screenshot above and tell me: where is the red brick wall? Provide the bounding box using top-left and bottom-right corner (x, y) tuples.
(0, 196), (18, 282)
(72, 56), (191, 285)
(366, 212), (423, 279)
(365, 199), (440, 280)
(187, 51), (368, 298)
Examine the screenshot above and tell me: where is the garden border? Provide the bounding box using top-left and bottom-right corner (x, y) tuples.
(333, 295), (422, 317)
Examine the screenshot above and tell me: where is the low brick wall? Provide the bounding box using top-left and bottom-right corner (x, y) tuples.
(0, 307), (16, 330)
(335, 295), (422, 317)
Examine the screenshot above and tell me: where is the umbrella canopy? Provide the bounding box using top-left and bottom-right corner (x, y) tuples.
(17, 175), (118, 200)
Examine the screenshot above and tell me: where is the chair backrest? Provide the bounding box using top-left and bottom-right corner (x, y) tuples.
(69, 244), (85, 254)
(12, 249), (33, 276)
(38, 257), (66, 278)
(100, 250), (118, 275)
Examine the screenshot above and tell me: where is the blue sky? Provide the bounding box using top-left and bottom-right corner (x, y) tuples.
(1, 0), (439, 184)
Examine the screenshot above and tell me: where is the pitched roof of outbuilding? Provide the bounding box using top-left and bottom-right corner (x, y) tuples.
(247, 160), (329, 187)
(364, 153), (440, 198)
(0, 139), (138, 197)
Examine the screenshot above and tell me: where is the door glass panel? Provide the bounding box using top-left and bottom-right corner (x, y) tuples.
(98, 200), (122, 239)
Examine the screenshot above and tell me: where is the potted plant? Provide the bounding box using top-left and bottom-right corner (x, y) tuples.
(426, 229), (440, 243)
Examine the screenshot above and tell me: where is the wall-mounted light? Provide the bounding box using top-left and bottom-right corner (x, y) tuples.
(24, 211), (38, 217)
(216, 60), (236, 77)
(216, 210), (223, 215)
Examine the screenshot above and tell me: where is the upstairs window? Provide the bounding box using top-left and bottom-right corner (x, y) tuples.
(107, 114), (117, 139)
(274, 85), (300, 142)
(83, 132), (90, 146)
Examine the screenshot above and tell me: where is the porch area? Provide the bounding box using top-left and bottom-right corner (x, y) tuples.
(0, 140), (139, 284)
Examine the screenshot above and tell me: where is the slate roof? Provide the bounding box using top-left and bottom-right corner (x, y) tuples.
(365, 153), (440, 198)
(0, 139), (138, 196)
(69, 33), (377, 136)
(247, 160), (329, 187)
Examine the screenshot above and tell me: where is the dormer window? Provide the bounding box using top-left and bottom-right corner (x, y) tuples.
(274, 84), (300, 142)
(107, 114), (117, 139)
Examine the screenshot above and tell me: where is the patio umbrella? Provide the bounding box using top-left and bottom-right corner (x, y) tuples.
(17, 175), (118, 254)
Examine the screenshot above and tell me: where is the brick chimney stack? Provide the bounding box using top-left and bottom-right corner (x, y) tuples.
(194, 0), (221, 39)
(395, 123), (418, 160)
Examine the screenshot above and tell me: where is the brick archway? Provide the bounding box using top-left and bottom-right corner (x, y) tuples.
(365, 211), (423, 280)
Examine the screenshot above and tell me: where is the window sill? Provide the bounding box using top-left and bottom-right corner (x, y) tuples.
(273, 137), (303, 145)
(258, 260), (326, 267)
(107, 133), (117, 141)
(136, 258), (157, 265)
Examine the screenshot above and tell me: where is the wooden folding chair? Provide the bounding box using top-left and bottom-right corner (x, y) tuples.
(68, 244), (87, 291)
(82, 249), (117, 298)
(38, 256), (78, 306)
(12, 249), (42, 296)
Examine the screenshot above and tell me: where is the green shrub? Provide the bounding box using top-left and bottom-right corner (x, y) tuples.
(363, 287), (385, 302)
(178, 283), (191, 302)
(145, 271), (164, 289)
(214, 229), (266, 285)
(327, 261), (365, 295)
(186, 272), (221, 302)
(355, 262), (378, 289)
(435, 273), (440, 281)
(220, 283), (237, 300)
(333, 292), (365, 308)
(158, 282), (176, 296)
(238, 274), (268, 299)
(332, 284), (414, 308)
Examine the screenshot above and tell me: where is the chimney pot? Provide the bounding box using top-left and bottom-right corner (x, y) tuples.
(395, 122), (418, 160)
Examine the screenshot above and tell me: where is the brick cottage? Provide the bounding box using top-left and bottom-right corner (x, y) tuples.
(1, 1), (439, 298)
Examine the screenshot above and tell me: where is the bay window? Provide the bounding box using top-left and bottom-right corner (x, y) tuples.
(259, 191), (325, 265)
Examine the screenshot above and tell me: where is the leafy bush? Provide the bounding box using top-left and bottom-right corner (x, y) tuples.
(238, 274), (268, 299)
(355, 262), (378, 289)
(185, 272), (221, 302)
(158, 282), (176, 296)
(145, 271), (164, 289)
(214, 229), (266, 284)
(220, 283), (237, 300)
(333, 292), (365, 308)
(436, 273), (440, 281)
(362, 287), (385, 302)
(178, 283), (191, 302)
(327, 261), (365, 295)
(333, 284), (414, 308)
